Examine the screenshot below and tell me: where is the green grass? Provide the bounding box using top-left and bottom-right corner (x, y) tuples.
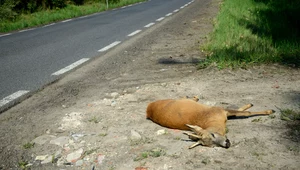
(0, 0), (144, 33)
(201, 0), (300, 69)
(22, 142), (35, 149)
(134, 148), (165, 161)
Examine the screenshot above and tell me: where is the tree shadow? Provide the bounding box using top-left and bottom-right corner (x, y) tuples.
(158, 57), (201, 65)
(241, 0), (300, 67)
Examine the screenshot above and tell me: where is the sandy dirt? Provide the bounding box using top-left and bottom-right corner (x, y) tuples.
(0, 0), (300, 169)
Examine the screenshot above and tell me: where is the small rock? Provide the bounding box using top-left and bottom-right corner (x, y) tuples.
(71, 133), (85, 141)
(96, 154), (105, 165)
(161, 83), (167, 87)
(103, 98), (112, 106)
(111, 100), (117, 107)
(204, 101), (217, 106)
(111, 92), (119, 99)
(32, 135), (56, 145)
(156, 129), (167, 135)
(75, 159), (84, 166)
(50, 136), (70, 147)
(66, 148), (84, 163)
(131, 130), (142, 141)
(41, 155), (53, 164)
(35, 155), (48, 161)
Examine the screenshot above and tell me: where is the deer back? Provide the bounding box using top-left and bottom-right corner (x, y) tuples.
(146, 99), (228, 134)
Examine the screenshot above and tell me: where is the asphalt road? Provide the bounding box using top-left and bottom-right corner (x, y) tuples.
(0, 0), (194, 111)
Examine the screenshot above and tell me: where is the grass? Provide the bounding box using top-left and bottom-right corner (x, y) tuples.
(22, 142), (35, 149)
(88, 116), (100, 123)
(18, 160), (29, 169)
(278, 105), (300, 143)
(134, 148), (165, 161)
(201, 0), (300, 69)
(279, 108), (300, 121)
(0, 0), (145, 33)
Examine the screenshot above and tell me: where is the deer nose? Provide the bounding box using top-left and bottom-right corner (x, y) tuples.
(225, 139), (231, 148)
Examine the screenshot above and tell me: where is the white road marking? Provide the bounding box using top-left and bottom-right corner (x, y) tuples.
(128, 30), (142, 37)
(98, 41), (121, 52)
(166, 13), (172, 17)
(173, 9), (179, 13)
(19, 28), (35, 33)
(0, 33), (11, 38)
(144, 22), (155, 28)
(62, 19), (72, 23)
(0, 90), (29, 107)
(156, 17), (165, 22)
(79, 15), (88, 19)
(52, 58), (90, 76)
(180, 6), (185, 9)
(43, 23), (55, 27)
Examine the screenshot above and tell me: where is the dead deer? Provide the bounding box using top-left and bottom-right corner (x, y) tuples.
(146, 97), (274, 149)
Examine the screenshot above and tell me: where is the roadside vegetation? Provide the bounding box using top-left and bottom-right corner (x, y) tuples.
(201, 0), (300, 69)
(0, 0), (144, 33)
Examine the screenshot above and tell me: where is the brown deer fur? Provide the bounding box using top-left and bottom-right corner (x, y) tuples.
(146, 97), (274, 149)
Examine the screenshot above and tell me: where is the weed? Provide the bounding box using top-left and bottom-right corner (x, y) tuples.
(99, 133), (107, 137)
(83, 147), (100, 157)
(88, 116), (100, 123)
(280, 108), (300, 121)
(23, 142), (35, 149)
(18, 160), (29, 169)
(134, 148), (165, 161)
(251, 117), (262, 122)
(269, 114), (276, 119)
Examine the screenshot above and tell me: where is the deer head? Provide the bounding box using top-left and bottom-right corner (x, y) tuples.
(183, 124), (231, 149)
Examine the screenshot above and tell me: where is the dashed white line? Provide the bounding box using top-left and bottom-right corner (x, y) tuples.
(166, 13), (173, 17)
(0, 33), (11, 38)
(128, 30), (142, 37)
(98, 41), (121, 52)
(180, 6), (185, 9)
(144, 22), (155, 28)
(156, 17), (165, 22)
(0, 90), (29, 107)
(62, 19), (72, 23)
(52, 58), (90, 76)
(173, 9), (179, 13)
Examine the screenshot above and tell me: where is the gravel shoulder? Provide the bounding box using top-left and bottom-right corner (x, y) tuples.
(0, 0), (300, 169)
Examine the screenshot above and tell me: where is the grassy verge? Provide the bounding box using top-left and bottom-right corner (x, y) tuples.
(201, 0), (300, 69)
(0, 0), (144, 33)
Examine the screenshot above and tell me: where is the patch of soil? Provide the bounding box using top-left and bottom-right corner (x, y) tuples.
(0, 0), (300, 169)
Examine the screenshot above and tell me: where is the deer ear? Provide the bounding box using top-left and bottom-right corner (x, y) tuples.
(186, 124), (204, 134)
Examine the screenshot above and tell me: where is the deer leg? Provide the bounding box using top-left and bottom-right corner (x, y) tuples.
(183, 132), (204, 149)
(188, 141), (203, 149)
(183, 131), (201, 141)
(226, 109), (274, 117)
(238, 104), (253, 111)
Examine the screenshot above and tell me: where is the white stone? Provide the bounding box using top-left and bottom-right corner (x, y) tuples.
(41, 155), (53, 164)
(35, 155), (48, 161)
(50, 136), (70, 147)
(111, 92), (119, 99)
(75, 159), (84, 166)
(32, 135), (56, 145)
(66, 148), (84, 162)
(156, 129), (167, 135)
(130, 130), (142, 141)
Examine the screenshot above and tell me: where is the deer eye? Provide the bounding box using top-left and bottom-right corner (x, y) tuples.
(210, 133), (215, 138)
